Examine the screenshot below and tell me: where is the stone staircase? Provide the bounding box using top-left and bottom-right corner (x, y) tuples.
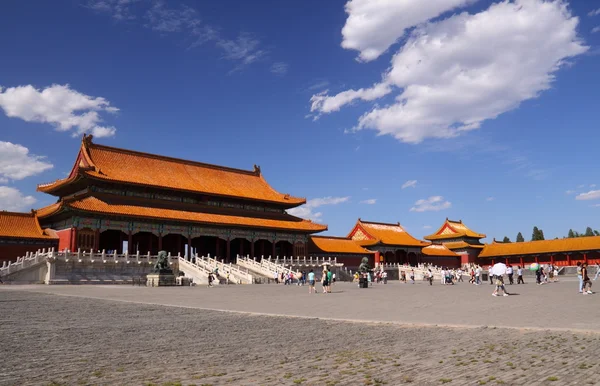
(236, 256), (301, 280)
(192, 254), (253, 284)
(177, 257), (214, 285)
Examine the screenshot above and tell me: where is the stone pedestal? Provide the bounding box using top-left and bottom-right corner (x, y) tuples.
(146, 273), (176, 287)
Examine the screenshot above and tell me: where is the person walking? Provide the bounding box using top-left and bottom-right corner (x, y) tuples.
(517, 266), (525, 284)
(427, 269), (433, 286)
(593, 263), (600, 281)
(475, 266), (481, 285)
(582, 263), (593, 295)
(577, 262), (583, 293)
(507, 265), (514, 285)
(308, 269), (315, 294)
(489, 266), (494, 285)
(410, 269), (415, 284)
(492, 275), (510, 297)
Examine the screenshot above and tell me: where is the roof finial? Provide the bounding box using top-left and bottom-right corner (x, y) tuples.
(253, 164), (261, 174)
(82, 133), (94, 145)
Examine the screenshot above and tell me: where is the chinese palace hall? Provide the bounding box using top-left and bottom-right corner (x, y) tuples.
(2, 135), (600, 268)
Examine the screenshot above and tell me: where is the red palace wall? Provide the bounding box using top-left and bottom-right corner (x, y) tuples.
(0, 241), (58, 263)
(55, 228), (75, 251)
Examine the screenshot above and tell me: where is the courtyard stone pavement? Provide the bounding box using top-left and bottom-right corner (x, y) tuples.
(1, 280), (599, 385)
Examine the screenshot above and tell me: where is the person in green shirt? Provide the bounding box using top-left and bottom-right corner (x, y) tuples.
(326, 269), (333, 293)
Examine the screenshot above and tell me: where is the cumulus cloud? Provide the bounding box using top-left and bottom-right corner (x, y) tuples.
(287, 196), (350, 222)
(592, 26), (600, 34)
(341, 0), (476, 62)
(0, 84), (118, 137)
(410, 196), (451, 212)
(576, 190), (600, 201)
(589, 8), (600, 17)
(0, 142), (53, 183)
(360, 198), (377, 205)
(0, 186), (37, 212)
(401, 180), (417, 189)
(422, 225), (432, 229)
(312, 0), (588, 144)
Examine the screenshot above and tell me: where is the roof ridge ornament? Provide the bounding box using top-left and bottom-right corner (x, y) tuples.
(253, 164), (261, 174)
(82, 134), (94, 145)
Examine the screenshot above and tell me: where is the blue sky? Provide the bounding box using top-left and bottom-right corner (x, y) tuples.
(1, 0), (599, 242)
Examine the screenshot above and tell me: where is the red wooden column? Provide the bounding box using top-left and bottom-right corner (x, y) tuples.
(187, 234), (192, 260)
(70, 227), (78, 251)
(250, 240), (255, 259)
(584, 253), (588, 264)
(519, 256), (524, 268)
(226, 239), (231, 263)
(272, 240), (276, 258)
(535, 255), (539, 264)
(158, 234), (163, 251)
(550, 255), (554, 265)
(567, 254), (571, 265)
(128, 231), (133, 254)
(94, 229), (100, 252)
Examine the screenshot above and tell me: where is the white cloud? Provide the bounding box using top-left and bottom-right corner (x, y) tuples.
(401, 180), (417, 189)
(287, 196), (350, 222)
(0, 84), (118, 138)
(0, 186), (37, 212)
(589, 8), (600, 17)
(360, 198), (377, 205)
(576, 190), (600, 201)
(0, 142), (53, 182)
(422, 225), (432, 229)
(87, 0), (140, 20)
(313, 0), (588, 144)
(591, 184), (597, 188)
(270, 62), (289, 76)
(485, 196), (495, 202)
(592, 26), (600, 34)
(311, 83), (391, 116)
(341, 0), (475, 62)
(566, 190), (575, 195)
(410, 196), (451, 212)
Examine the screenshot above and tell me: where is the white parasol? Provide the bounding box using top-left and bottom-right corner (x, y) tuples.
(490, 262), (507, 276)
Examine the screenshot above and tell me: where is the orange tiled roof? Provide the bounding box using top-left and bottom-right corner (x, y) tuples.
(422, 244), (460, 257)
(0, 211), (57, 239)
(36, 196), (327, 233)
(425, 218), (486, 240)
(38, 135), (305, 206)
(479, 237), (600, 258)
(310, 236), (373, 254)
(348, 219), (428, 247)
(443, 241), (484, 249)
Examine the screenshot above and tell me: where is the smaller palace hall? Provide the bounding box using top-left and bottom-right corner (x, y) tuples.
(2, 135), (600, 268)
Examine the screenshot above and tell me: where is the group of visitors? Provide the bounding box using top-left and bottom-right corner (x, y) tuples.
(308, 267), (334, 294)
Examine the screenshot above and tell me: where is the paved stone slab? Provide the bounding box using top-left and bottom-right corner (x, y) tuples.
(2, 279), (598, 331)
(0, 289), (599, 386)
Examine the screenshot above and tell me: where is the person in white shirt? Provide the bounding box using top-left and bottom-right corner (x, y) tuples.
(457, 268), (464, 282)
(475, 266), (481, 285)
(517, 266), (524, 284)
(440, 268), (446, 284)
(507, 265), (514, 285)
